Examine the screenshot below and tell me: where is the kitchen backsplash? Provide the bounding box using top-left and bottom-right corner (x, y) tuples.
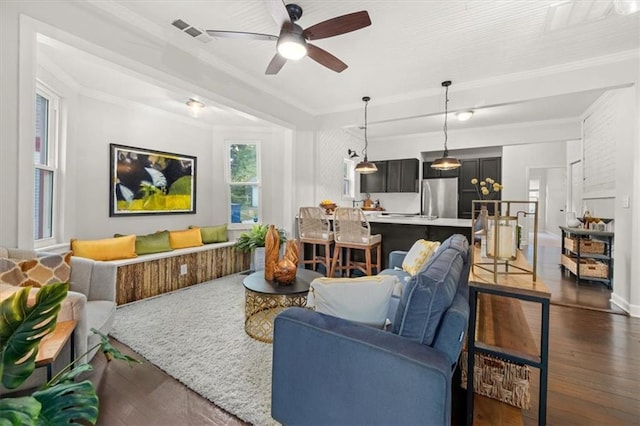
(359, 192), (421, 214)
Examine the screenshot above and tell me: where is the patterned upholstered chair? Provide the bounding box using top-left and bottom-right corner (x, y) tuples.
(329, 207), (382, 277)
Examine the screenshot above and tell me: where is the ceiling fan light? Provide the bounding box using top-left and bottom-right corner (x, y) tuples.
(277, 30), (307, 60)
(456, 110), (474, 121)
(355, 159), (378, 174)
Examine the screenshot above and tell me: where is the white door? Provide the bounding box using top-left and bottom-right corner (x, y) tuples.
(545, 167), (566, 237)
(570, 161), (583, 216)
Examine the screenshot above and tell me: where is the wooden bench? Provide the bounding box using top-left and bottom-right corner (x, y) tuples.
(107, 242), (249, 305)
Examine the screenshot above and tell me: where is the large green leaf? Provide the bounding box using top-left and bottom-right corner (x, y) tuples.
(0, 283), (68, 389)
(0, 396), (41, 426)
(32, 380), (98, 426)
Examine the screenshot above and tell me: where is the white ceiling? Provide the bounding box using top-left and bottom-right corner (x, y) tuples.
(38, 0), (639, 135)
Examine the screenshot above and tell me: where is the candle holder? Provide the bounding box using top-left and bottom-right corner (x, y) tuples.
(471, 200), (539, 282)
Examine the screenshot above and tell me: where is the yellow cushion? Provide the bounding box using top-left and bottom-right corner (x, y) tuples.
(168, 228), (203, 249)
(402, 239), (441, 276)
(71, 235), (137, 261)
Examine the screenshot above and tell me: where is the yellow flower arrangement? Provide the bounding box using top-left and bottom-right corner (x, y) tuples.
(471, 177), (503, 199)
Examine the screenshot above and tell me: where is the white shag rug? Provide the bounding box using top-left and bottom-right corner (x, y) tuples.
(110, 274), (276, 425)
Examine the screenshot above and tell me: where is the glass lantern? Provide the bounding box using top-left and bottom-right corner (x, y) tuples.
(486, 215), (518, 261)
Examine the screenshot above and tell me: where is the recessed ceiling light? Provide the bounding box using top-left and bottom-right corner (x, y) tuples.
(614, 0), (639, 15)
(456, 110), (474, 121)
(186, 98), (205, 116)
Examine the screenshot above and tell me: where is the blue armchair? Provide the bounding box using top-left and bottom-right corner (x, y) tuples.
(272, 234), (470, 425)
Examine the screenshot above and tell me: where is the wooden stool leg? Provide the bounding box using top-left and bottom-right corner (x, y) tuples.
(376, 243), (381, 274)
(298, 241), (304, 267)
(345, 248), (351, 277)
(330, 245), (340, 278)
(365, 247), (372, 276)
(312, 244), (317, 270)
(324, 242), (331, 277)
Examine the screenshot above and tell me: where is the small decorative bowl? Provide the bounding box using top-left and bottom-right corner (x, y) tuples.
(319, 203), (337, 214)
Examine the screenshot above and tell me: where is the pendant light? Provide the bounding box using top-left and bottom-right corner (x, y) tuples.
(355, 96), (378, 174)
(431, 81), (461, 171)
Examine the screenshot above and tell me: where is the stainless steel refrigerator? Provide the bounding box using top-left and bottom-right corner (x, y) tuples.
(421, 178), (458, 219)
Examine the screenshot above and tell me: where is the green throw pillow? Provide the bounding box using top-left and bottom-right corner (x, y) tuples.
(115, 231), (173, 255)
(190, 224), (228, 244)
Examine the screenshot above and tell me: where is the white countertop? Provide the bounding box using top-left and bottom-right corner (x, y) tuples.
(322, 213), (471, 228)
(367, 215), (472, 227)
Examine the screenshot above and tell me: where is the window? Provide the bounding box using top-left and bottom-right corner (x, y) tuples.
(34, 85), (59, 242)
(227, 142), (261, 225)
(528, 178), (540, 214)
(342, 158), (355, 200)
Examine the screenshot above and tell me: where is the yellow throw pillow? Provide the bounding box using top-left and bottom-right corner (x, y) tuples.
(20, 252), (72, 287)
(169, 228), (203, 249)
(71, 235), (137, 261)
(402, 239), (441, 276)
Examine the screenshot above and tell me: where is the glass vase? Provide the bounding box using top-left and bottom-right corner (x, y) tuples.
(486, 215), (518, 261)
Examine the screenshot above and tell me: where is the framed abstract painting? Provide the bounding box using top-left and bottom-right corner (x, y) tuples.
(109, 144), (197, 216)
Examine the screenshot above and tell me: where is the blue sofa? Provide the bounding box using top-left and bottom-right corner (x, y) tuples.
(271, 234), (470, 425)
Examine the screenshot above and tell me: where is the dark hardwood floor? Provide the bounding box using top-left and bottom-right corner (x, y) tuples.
(87, 236), (639, 425)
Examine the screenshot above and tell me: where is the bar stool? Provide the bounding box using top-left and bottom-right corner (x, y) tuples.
(298, 206), (334, 276)
(330, 207), (382, 277)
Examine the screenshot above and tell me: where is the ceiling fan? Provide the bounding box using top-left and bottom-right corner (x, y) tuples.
(205, 0), (371, 75)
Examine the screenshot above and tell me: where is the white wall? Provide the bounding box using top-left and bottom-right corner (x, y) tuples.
(69, 94), (217, 240)
(502, 141), (567, 201)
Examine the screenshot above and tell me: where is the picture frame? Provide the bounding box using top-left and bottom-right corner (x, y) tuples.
(109, 144), (197, 216)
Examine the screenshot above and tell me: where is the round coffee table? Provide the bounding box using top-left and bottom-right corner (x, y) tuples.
(243, 268), (322, 343)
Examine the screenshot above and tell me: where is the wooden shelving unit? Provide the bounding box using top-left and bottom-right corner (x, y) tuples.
(559, 226), (614, 289)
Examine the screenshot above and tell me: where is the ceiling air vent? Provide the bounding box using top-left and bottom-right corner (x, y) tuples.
(171, 18), (212, 43)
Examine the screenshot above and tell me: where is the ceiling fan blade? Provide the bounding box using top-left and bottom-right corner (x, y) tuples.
(205, 30), (278, 41)
(264, 0), (291, 28)
(303, 11), (371, 40)
(306, 44), (347, 73)
(265, 53), (287, 75)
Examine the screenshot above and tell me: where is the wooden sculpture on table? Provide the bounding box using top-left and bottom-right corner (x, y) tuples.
(274, 239), (299, 285)
(264, 225), (280, 281)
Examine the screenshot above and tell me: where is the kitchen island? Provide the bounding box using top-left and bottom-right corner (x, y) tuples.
(367, 215), (472, 269)
(299, 213), (472, 271)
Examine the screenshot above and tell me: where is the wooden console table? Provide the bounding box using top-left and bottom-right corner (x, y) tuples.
(466, 248), (551, 426)
(36, 320), (77, 381)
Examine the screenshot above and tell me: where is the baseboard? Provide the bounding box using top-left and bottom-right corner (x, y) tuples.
(610, 292), (636, 316)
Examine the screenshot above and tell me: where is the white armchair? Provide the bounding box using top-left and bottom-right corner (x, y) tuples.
(1, 247), (117, 364)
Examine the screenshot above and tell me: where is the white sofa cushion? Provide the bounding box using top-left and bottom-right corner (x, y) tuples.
(306, 275), (401, 328)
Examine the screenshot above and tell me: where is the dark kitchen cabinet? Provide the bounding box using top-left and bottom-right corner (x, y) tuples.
(457, 157), (502, 219)
(360, 161), (387, 193)
(422, 162), (460, 179)
(387, 158), (419, 193)
(360, 159), (418, 193)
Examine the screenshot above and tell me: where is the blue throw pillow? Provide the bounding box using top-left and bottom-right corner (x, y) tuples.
(392, 247), (463, 346)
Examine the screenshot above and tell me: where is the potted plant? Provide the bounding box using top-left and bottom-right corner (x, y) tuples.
(235, 224), (286, 271)
(0, 282), (140, 425)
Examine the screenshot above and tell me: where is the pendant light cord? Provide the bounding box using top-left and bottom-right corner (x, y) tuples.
(363, 97), (369, 159)
(443, 84), (449, 153)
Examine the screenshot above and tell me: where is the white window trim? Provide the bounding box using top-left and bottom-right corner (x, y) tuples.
(34, 82), (60, 248)
(225, 140), (262, 230)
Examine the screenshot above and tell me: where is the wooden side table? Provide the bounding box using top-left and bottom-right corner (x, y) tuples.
(36, 320), (77, 381)
(466, 248), (551, 426)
